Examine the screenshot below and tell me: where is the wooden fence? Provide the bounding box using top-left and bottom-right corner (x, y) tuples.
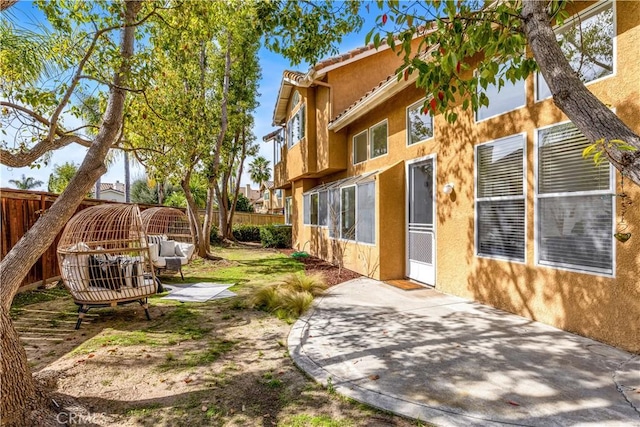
(208, 211), (284, 226)
(1, 188), (283, 292)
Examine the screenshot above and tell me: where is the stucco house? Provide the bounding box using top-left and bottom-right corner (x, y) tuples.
(98, 181), (125, 202)
(264, 0), (639, 353)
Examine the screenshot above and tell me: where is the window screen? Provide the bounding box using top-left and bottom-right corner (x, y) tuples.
(536, 122), (613, 274)
(476, 135), (525, 261)
(370, 121), (388, 158)
(341, 187), (356, 240)
(356, 181), (375, 244)
(353, 131), (368, 164)
(537, 1), (614, 100)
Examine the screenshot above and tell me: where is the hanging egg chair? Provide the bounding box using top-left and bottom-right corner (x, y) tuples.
(57, 204), (159, 329)
(140, 207), (196, 280)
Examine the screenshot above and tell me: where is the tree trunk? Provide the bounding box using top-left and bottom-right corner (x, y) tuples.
(228, 126), (248, 235)
(0, 1), (140, 422)
(181, 174), (206, 257)
(0, 307), (42, 426)
(124, 150), (130, 202)
(521, 0), (640, 185)
(201, 181), (215, 254)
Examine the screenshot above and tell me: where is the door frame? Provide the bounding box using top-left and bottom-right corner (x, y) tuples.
(405, 154), (437, 286)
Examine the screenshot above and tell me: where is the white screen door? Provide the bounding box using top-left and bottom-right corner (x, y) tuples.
(407, 158), (435, 285)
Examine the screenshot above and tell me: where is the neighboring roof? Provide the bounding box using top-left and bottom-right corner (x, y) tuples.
(100, 182), (125, 193)
(260, 181), (275, 191)
(272, 42), (393, 126)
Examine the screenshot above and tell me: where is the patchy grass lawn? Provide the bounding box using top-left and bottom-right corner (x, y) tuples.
(13, 246), (416, 426)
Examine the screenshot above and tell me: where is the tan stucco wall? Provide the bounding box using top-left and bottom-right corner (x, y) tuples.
(326, 38), (424, 116)
(291, 1), (640, 352)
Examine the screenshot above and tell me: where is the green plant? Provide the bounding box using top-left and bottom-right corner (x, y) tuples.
(232, 224), (261, 242)
(250, 285), (281, 311)
(249, 272), (326, 320)
(291, 251), (309, 259)
(281, 272), (327, 296)
(209, 225), (221, 244)
(260, 224), (292, 248)
(281, 289), (314, 317)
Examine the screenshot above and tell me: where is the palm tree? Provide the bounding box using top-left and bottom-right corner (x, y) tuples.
(248, 156), (271, 186)
(8, 174), (43, 190)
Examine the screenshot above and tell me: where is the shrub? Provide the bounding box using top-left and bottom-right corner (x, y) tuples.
(248, 271), (327, 321)
(232, 224), (261, 242)
(281, 272), (327, 296)
(260, 225), (292, 248)
(209, 225), (221, 244)
(250, 285), (281, 311)
(281, 289), (314, 317)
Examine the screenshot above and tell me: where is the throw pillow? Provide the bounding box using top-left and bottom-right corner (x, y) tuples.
(159, 240), (176, 257)
(175, 244), (185, 258)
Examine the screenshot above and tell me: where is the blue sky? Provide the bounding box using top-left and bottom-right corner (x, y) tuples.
(0, 2), (380, 191)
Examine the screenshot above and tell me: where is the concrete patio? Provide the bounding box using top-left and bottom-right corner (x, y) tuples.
(288, 278), (640, 426)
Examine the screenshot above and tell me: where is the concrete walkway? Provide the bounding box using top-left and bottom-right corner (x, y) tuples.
(288, 278), (640, 426)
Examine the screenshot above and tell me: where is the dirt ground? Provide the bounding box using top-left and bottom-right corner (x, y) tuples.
(12, 247), (418, 426)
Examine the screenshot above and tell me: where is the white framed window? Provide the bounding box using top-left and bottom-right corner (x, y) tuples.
(264, 190), (270, 200)
(328, 188), (340, 238)
(475, 134), (526, 261)
(304, 177), (375, 244)
(287, 104), (306, 148)
(290, 90), (300, 110)
(356, 181), (375, 244)
(536, 0), (614, 101)
(476, 60), (526, 122)
(535, 121), (614, 275)
(284, 196), (292, 225)
(341, 186), (356, 240)
(303, 194), (311, 225)
(310, 193), (319, 225)
(353, 130), (368, 165)
(370, 120), (388, 159)
(318, 191), (328, 227)
(407, 99), (434, 145)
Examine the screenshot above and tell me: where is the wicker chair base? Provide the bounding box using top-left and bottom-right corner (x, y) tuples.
(74, 298), (151, 330)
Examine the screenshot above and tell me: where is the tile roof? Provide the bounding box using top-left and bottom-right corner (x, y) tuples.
(100, 182), (125, 193)
(312, 43), (384, 72)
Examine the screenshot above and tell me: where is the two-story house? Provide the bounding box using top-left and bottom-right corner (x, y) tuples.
(264, 0), (639, 353)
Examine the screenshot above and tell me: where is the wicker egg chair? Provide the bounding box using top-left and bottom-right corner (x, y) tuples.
(57, 204), (160, 329)
(140, 207), (196, 279)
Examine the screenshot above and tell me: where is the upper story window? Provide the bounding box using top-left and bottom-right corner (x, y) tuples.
(290, 90), (300, 110)
(274, 129), (284, 164)
(352, 120), (388, 165)
(287, 104), (306, 148)
(475, 134), (526, 262)
(407, 99), (434, 145)
(264, 190), (270, 200)
(284, 196), (292, 225)
(353, 130), (368, 164)
(537, 0), (614, 101)
(536, 121), (613, 275)
(476, 60), (526, 122)
(370, 120), (388, 158)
